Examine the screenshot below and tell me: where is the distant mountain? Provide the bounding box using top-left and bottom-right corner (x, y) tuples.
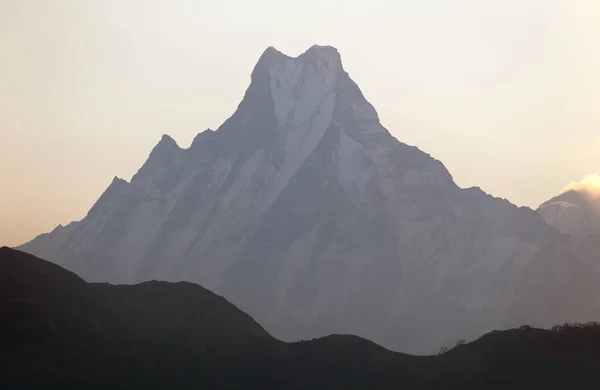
(538, 190), (600, 237)
(3, 247), (600, 390)
(19, 45), (600, 354)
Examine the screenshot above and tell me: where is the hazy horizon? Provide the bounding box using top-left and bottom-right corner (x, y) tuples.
(1, 0), (599, 246)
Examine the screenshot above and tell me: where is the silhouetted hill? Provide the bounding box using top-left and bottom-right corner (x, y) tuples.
(0, 247), (274, 389)
(3, 247), (600, 389)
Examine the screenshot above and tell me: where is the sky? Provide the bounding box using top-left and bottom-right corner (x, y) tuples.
(1, 0), (599, 247)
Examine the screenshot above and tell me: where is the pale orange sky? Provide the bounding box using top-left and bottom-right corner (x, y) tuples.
(1, 0), (599, 247)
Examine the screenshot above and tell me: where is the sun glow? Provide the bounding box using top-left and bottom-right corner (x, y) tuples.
(561, 173), (600, 197)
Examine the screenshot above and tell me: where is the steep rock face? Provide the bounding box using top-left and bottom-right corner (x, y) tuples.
(19, 45), (600, 353)
(538, 190), (600, 237)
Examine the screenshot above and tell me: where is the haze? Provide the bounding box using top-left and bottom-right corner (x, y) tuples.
(1, 0), (599, 246)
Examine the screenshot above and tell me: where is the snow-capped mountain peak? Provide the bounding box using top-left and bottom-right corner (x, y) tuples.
(19, 45), (600, 355)
(538, 189), (600, 237)
(259, 45), (341, 127)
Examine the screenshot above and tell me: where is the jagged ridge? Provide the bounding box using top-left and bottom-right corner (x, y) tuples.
(18, 45), (600, 354)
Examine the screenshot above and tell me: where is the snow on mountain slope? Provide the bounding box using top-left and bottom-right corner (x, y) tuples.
(538, 190), (600, 237)
(19, 45), (600, 354)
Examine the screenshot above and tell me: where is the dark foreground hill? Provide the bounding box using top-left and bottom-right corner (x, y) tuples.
(2, 247), (600, 389)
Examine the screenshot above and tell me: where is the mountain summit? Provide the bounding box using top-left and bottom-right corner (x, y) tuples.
(19, 45), (600, 354)
(538, 189), (600, 237)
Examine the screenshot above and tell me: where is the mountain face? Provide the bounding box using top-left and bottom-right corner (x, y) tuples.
(19, 45), (600, 354)
(538, 190), (600, 237)
(4, 248), (600, 390)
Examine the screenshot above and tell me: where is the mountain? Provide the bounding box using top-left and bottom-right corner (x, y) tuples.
(19, 45), (600, 354)
(538, 190), (600, 237)
(3, 247), (600, 390)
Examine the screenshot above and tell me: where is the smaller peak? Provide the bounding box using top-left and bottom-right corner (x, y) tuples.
(466, 186), (483, 192)
(159, 134), (178, 147)
(540, 189), (590, 210)
(264, 46), (283, 56)
(190, 129), (215, 149)
(105, 176), (128, 193)
(304, 44), (340, 56)
(256, 46), (291, 68)
(299, 44), (343, 70)
(151, 134), (181, 155)
(49, 221), (77, 234)
(110, 176), (128, 186)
